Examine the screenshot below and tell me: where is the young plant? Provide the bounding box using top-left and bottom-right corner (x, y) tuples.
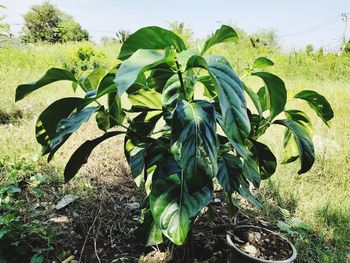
(16, 25), (334, 246)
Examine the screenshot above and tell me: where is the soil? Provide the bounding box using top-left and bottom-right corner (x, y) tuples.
(230, 226), (293, 261)
(1, 135), (294, 262)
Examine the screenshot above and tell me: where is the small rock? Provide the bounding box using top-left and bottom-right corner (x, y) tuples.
(49, 215), (70, 223)
(127, 202), (140, 210)
(243, 244), (258, 255)
(55, 194), (78, 210)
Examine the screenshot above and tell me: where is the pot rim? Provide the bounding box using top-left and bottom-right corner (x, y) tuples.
(226, 224), (297, 263)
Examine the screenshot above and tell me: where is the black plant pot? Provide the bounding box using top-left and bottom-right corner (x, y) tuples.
(226, 225), (297, 263)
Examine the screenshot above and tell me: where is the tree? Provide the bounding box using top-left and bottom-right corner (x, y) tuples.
(21, 1), (88, 43)
(250, 29), (280, 49)
(306, 44), (314, 56)
(343, 40), (350, 54)
(0, 4), (10, 37)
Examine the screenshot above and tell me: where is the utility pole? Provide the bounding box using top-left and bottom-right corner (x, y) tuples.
(342, 13), (350, 45)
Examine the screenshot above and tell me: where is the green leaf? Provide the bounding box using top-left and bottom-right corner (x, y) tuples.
(252, 57), (274, 70)
(108, 91), (125, 127)
(150, 159), (212, 245)
(129, 88), (162, 110)
(257, 87), (268, 112)
(49, 107), (98, 161)
(136, 208), (163, 246)
(216, 153), (242, 192)
(281, 130), (299, 164)
(124, 138), (148, 187)
(284, 110), (312, 135)
(118, 26), (187, 60)
(243, 83), (263, 116)
(64, 131), (123, 182)
(242, 155), (261, 188)
(115, 49), (175, 95)
(36, 98), (84, 155)
(95, 107), (110, 132)
(237, 176), (261, 208)
(82, 68), (108, 91)
(171, 100), (218, 185)
(207, 55), (250, 158)
(30, 254), (44, 263)
(16, 68), (77, 101)
(0, 227), (8, 239)
(252, 72), (287, 120)
(201, 25), (238, 55)
(249, 140), (277, 179)
(294, 90), (334, 126)
(162, 75), (196, 122)
(274, 119), (315, 174)
(129, 111), (163, 136)
(198, 75), (217, 99)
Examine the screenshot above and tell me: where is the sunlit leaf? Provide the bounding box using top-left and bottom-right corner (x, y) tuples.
(294, 90), (334, 127)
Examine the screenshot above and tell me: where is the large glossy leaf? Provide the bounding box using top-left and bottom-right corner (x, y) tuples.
(294, 90), (334, 126)
(249, 140), (277, 180)
(48, 107), (98, 161)
(36, 98), (84, 155)
(243, 83), (263, 116)
(252, 72), (287, 120)
(207, 55), (250, 158)
(257, 87), (268, 112)
(129, 88), (162, 111)
(118, 26), (187, 60)
(136, 208), (163, 246)
(171, 100), (218, 186)
(115, 49), (175, 95)
(284, 110), (312, 135)
(274, 119), (315, 174)
(16, 68), (77, 101)
(129, 111), (163, 136)
(95, 107), (110, 132)
(217, 153), (242, 193)
(281, 130), (299, 164)
(252, 57), (274, 71)
(150, 159), (212, 245)
(242, 155), (261, 188)
(64, 131), (124, 182)
(108, 91), (125, 127)
(82, 68), (108, 91)
(162, 75), (196, 121)
(124, 138), (148, 186)
(201, 25), (238, 55)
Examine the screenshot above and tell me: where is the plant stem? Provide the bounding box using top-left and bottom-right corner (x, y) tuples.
(176, 61), (185, 99)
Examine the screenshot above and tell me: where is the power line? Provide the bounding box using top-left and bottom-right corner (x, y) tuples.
(280, 14), (342, 38)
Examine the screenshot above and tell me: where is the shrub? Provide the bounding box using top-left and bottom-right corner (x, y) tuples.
(64, 45), (107, 78)
(16, 25), (333, 246)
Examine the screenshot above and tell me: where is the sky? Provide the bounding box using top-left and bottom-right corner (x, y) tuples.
(1, 0), (349, 50)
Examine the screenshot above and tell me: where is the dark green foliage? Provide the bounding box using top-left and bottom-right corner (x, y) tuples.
(21, 1), (88, 43)
(16, 25), (334, 246)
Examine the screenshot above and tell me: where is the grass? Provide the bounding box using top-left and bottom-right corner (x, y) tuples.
(0, 41), (349, 262)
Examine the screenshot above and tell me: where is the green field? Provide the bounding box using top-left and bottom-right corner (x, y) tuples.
(1, 41), (349, 262)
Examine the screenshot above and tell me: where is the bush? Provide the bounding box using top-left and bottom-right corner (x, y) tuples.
(64, 45), (107, 78)
(16, 25), (334, 247)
